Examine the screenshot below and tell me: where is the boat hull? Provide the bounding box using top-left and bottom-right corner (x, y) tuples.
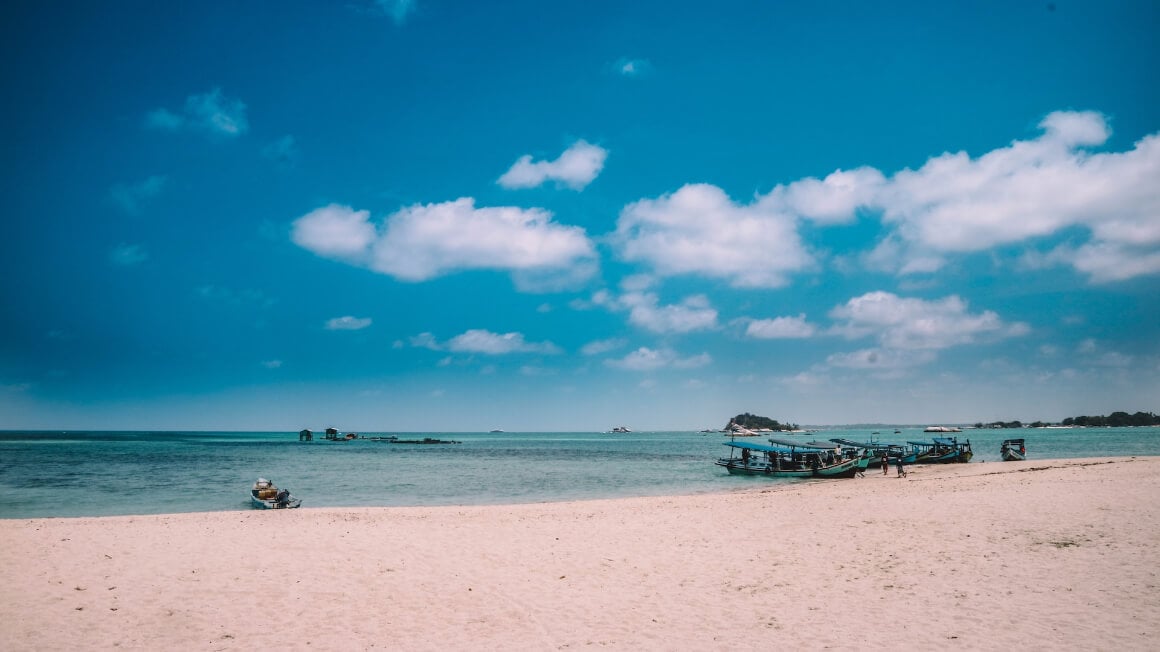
(1000, 450), (1026, 461)
(715, 455), (860, 479)
(250, 495), (301, 509)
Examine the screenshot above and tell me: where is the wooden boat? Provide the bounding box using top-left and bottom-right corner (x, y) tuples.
(250, 478), (301, 509)
(1000, 438), (1026, 461)
(830, 438), (917, 467)
(715, 439), (861, 479)
(908, 437), (972, 463)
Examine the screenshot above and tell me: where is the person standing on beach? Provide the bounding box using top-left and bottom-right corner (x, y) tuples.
(881, 452), (888, 475)
(895, 456), (907, 478)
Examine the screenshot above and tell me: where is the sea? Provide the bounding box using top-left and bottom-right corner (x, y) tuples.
(1, 427), (1157, 519)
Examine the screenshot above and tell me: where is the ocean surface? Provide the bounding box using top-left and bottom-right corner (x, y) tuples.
(2, 427), (1157, 518)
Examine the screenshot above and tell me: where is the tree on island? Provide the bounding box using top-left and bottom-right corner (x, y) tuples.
(725, 413), (799, 432)
(1063, 411), (1159, 427)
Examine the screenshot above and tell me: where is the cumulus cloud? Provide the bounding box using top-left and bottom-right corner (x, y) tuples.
(291, 199), (596, 289)
(744, 314), (816, 339)
(447, 329), (561, 355)
(605, 347), (712, 371)
(581, 290), (719, 334)
(828, 291), (1029, 351)
(110, 175), (167, 215)
(145, 88), (248, 137)
(325, 316), (372, 331)
(843, 111), (1158, 282)
(498, 140), (608, 190)
(616, 110), (1160, 284)
(613, 183), (815, 288)
(409, 329), (561, 355)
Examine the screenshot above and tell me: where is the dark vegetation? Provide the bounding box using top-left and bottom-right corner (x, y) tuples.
(726, 413), (799, 432)
(975, 411), (1158, 429)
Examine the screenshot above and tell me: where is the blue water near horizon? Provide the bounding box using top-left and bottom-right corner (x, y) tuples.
(2, 427), (1157, 519)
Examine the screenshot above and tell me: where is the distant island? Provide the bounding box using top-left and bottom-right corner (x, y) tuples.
(726, 413), (799, 432)
(975, 410), (1159, 429)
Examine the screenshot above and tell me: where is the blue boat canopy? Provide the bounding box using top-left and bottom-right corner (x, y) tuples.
(931, 437), (961, 445)
(766, 437), (834, 450)
(724, 441), (798, 454)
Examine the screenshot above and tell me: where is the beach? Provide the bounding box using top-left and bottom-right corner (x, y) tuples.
(2, 456), (1157, 650)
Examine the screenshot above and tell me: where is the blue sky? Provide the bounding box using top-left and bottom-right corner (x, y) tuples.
(2, 1), (1158, 431)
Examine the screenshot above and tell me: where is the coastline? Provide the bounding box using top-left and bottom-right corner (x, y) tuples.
(2, 456), (1157, 649)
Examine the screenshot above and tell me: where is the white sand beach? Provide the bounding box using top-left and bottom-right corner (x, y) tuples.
(2, 457), (1158, 650)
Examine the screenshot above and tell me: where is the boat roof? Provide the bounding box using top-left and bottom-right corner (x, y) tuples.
(907, 440), (936, 447)
(767, 437), (835, 450)
(725, 441), (820, 455)
(830, 438), (903, 448)
(1002, 438), (1025, 444)
(931, 437), (961, 445)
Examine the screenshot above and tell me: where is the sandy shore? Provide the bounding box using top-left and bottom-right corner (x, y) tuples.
(2, 457), (1158, 650)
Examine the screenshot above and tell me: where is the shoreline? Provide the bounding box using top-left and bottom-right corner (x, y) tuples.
(2, 457), (1158, 649)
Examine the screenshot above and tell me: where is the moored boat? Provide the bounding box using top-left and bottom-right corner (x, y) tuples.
(715, 439), (861, 478)
(250, 478), (302, 509)
(908, 437), (972, 463)
(1000, 438), (1026, 461)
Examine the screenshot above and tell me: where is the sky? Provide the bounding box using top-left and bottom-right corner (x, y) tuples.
(1, 1), (1158, 431)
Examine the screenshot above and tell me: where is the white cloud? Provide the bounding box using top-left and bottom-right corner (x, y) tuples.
(291, 199), (597, 289)
(110, 175), (167, 215)
(828, 291), (1029, 351)
(775, 167), (886, 224)
(865, 111), (1157, 282)
(605, 347), (712, 371)
(145, 88), (248, 137)
(581, 338), (627, 356)
(581, 290), (719, 334)
(291, 204), (377, 261)
(613, 183), (815, 288)
(621, 293), (718, 334)
(325, 316), (372, 331)
(109, 243), (148, 266)
(744, 314), (816, 339)
(412, 329), (560, 355)
(447, 329), (561, 355)
(498, 140), (608, 190)
(628, 111), (1160, 284)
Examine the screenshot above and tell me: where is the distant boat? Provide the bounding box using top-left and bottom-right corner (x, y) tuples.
(610, 426), (632, 433)
(250, 478), (301, 509)
(1000, 438), (1027, 461)
(489, 429), (505, 433)
(924, 425), (962, 433)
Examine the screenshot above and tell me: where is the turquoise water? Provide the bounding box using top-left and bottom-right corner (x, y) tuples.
(1, 427), (1157, 518)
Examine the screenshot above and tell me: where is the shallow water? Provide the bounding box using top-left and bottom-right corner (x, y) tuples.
(1, 427), (1157, 518)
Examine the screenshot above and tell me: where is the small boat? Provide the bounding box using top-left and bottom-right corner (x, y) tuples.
(830, 438), (917, 467)
(610, 426), (632, 433)
(924, 425), (962, 433)
(1000, 438), (1026, 461)
(715, 438), (861, 479)
(250, 478), (301, 509)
